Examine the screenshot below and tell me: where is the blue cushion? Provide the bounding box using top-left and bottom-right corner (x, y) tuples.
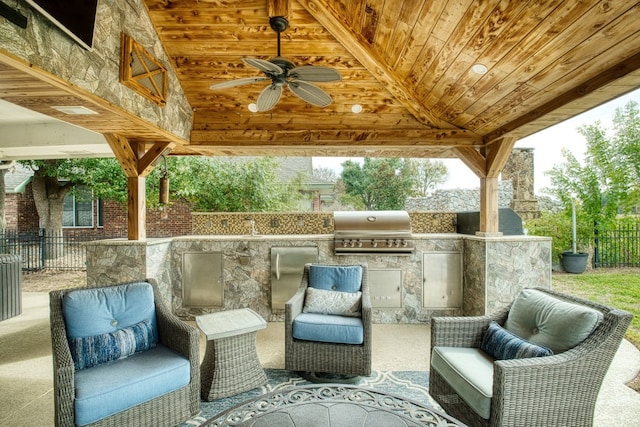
(293, 312), (364, 344)
(62, 282), (158, 339)
(308, 265), (362, 293)
(74, 345), (190, 426)
(481, 321), (553, 360)
(68, 319), (157, 370)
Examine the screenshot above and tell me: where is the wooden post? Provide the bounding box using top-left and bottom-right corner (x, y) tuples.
(479, 177), (501, 236)
(105, 133), (172, 241)
(128, 176), (146, 240)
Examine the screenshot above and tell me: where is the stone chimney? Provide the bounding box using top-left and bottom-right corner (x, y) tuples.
(502, 148), (540, 220)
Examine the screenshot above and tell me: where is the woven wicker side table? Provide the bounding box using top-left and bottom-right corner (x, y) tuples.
(196, 308), (268, 401)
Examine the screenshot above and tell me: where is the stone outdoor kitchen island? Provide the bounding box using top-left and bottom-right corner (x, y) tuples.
(84, 216), (551, 324)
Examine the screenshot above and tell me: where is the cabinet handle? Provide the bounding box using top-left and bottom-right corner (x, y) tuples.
(275, 253), (281, 280)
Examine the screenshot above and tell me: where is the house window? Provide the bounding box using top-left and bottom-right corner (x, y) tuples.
(63, 186), (100, 228)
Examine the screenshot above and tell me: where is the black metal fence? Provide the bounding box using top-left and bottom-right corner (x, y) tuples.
(0, 229), (122, 273)
(594, 221), (640, 268)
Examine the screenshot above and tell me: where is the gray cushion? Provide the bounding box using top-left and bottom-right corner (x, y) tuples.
(504, 289), (603, 354)
(431, 347), (494, 420)
(481, 321), (553, 360)
(303, 287), (362, 317)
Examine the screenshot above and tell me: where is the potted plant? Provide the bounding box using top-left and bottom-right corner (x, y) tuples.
(561, 200), (589, 273)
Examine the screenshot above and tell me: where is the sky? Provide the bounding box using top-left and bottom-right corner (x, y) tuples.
(312, 87), (640, 194)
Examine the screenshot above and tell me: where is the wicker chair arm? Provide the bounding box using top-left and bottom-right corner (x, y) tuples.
(430, 316), (492, 348)
(156, 305), (199, 358)
(49, 290), (76, 427)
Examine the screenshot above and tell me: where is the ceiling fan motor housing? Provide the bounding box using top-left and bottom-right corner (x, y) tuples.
(269, 16), (289, 33)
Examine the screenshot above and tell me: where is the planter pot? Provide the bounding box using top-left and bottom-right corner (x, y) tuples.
(561, 251), (589, 274)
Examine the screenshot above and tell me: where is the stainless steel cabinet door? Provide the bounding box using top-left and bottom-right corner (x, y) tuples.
(423, 251), (462, 308)
(182, 251), (224, 308)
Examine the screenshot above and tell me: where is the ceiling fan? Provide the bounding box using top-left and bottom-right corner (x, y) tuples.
(209, 16), (341, 112)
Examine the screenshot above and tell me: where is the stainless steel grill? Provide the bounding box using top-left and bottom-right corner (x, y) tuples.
(333, 210), (414, 255)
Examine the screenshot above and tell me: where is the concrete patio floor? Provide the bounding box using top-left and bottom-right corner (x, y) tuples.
(1, 292), (638, 426)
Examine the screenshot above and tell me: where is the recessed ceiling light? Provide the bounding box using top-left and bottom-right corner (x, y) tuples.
(351, 104), (363, 114)
(471, 63), (488, 75)
(248, 103), (258, 113)
(51, 106), (98, 115)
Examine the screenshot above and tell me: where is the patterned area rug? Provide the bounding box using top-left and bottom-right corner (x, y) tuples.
(181, 369), (441, 426)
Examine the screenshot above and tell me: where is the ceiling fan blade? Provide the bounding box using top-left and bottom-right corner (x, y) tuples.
(289, 81), (333, 107)
(256, 84), (283, 111)
(289, 66), (342, 82)
(243, 58), (283, 74)
(209, 77), (269, 90)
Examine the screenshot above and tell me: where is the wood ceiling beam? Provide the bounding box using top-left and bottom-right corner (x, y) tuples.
(190, 128), (481, 145)
(297, 0), (467, 131)
(485, 50), (640, 142)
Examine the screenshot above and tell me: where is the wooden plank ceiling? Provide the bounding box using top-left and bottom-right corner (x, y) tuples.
(1, 0), (640, 170)
(143, 0), (640, 165)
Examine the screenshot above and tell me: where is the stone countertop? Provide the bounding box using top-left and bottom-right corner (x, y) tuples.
(83, 233), (549, 246)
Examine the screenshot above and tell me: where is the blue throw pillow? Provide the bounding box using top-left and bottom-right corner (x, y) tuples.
(68, 319), (157, 370)
(481, 321), (553, 360)
(308, 265), (363, 292)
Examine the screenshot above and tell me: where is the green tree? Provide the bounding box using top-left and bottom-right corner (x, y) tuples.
(19, 159), (125, 236)
(170, 157), (303, 212)
(18, 156), (303, 242)
(407, 159), (448, 197)
(340, 158), (416, 210)
(536, 100), (640, 255)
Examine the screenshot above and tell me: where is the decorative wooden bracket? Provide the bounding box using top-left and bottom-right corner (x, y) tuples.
(453, 136), (518, 234)
(105, 133), (173, 240)
(120, 33), (167, 106)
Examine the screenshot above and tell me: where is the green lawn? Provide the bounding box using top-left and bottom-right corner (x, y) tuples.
(551, 268), (640, 349)
(552, 269), (640, 391)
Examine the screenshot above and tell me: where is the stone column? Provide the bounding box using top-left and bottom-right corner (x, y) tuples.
(502, 148), (540, 220)
(462, 235), (552, 315)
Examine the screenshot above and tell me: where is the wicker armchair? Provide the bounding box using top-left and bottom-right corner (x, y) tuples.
(49, 279), (200, 427)
(429, 287), (632, 427)
(285, 264), (372, 377)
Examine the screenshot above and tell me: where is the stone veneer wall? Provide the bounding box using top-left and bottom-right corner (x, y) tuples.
(406, 181), (514, 212)
(1, 0), (192, 139)
(462, 236), (552, 316)
(192, 211), (457, 235)
(85, 234), (551, 324)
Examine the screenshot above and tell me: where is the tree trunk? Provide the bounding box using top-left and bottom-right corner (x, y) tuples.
(31, 175), (71, 260)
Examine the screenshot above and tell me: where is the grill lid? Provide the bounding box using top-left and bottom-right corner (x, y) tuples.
(334, 211), (413, 254)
